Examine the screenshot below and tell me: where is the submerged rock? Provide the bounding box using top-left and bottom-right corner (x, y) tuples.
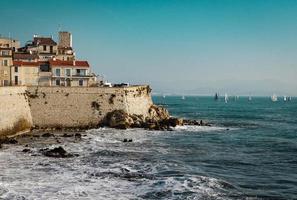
(40, 146), (76, 158)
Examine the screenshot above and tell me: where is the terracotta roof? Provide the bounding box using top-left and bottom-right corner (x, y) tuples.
(49, 60), (89, 68)
(13, 53), (39, 60)
(33, 37), (57, 46)
(13, 61), (40, 67)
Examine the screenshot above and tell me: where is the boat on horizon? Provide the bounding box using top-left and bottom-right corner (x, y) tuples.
(283, 96), (287, 102)
(248, 95), (252, 101)
(271, 94), (278, 102)
(181, 95), (185, 100)
(214, 93), (219, 101)
(224, 93), (228, 103)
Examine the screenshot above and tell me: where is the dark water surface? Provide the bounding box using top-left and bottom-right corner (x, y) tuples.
(0, 96), (296, 199)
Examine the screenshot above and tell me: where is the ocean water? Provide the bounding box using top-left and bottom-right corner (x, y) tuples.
(0, 96), (297, 200)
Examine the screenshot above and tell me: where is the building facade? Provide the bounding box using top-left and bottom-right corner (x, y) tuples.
(0, 31), (98, 87)
(0, 37), (20, 86)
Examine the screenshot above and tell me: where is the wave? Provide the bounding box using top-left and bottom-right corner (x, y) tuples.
(172, 125), (238, 132)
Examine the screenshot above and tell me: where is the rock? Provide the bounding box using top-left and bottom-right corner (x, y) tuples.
(147, 105), (170, 122)
(62, 133), (73, 137)
(22, 148), (31, 153)
(103, 110), (134, 129)
(75, 133), (82, 138)
(163, 117), (184, 127)
(41, 146), (76, 158)
(0, 137), (18, 144)
(123, 138), (133, 142)
(42, 132), (54, 137)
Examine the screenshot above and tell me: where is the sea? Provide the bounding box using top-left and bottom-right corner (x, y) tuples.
(0, 96), (296, 200)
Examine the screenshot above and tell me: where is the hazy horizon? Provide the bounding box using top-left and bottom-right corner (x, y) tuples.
(1, 0), (297, 95)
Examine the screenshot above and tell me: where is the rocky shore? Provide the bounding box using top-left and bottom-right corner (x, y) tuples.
(101, 105), (210, 131)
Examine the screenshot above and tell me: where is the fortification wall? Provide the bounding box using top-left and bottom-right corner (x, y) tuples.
(0, 87), (33, 136)
(26, 86), (153, 128)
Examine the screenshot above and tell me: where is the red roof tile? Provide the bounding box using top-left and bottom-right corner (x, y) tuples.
(49, 60), (89, 68)
(13, 53), (39, 60)
(33, 37), (57, 46)
(13, 61), (40, 67)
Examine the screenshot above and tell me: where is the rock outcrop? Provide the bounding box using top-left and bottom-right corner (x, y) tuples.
(101, 105), (189, 131)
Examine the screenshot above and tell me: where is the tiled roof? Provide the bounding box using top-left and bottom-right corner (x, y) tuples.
(13, 53), (39, 60)
(13, 61), (40, 67)
(49, 60), (89, 67)
(33, 37), (57, 46)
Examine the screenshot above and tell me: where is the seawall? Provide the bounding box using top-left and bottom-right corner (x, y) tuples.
(0, 85), (153, 136)
(0, 87), (33, 137)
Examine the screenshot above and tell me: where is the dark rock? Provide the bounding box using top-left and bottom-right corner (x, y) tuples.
(62, 133), (73, 137)
(22, 148), (31, 153)
(75, 133), (82, 138)
(123, 138), (133, 142)
(41, 146), (76, 158)
(42, 132), (54, 137)
(0, 137), (18, 144)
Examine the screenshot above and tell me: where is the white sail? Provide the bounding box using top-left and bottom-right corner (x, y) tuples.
(284, 96), (287, 101)
(224, 93), (228, 103)
(271, 94), (278, 102)
(248, 95), (252, 101)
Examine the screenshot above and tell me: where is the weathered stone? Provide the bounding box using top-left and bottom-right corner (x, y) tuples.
(103, 110), (134, 129)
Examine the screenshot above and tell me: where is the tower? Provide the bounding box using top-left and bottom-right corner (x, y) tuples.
(58, 31), (72, 48)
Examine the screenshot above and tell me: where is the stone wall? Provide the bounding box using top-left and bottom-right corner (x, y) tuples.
(0, 85), (153, 135)
(0, 87), (33, 136)
(26, 86), (153, 128)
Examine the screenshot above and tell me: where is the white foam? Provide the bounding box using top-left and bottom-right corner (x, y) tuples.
(173, 125), (236, 132)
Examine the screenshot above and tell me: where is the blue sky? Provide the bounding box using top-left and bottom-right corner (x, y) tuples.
(1, 0), (297, 95)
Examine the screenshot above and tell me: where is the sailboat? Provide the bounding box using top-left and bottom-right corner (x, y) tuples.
(271, 94), (278, 102)
(214, 93), (219, 101)
(224, 93), (228, 103)
(283, 96), (287, 102)
(162, 94), (166, 99)
(248, 95), (252, 101)
(181, 95), (185, 100)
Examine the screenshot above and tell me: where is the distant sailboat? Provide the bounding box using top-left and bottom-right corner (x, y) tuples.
(181, 95), (185, 100)
(162, 94), (166, 99)
(248, 95), (252, 101)
(214, 93), (219, 101)
(288, 96), (292, 101)
(283, 96), (287, 102)
(224, 93), (228, 103)
(271, 94), (278, 102)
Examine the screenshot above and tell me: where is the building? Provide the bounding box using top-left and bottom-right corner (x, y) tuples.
(1, 31), (98, 87)
(0, 37), (20, 86)
(20, 35), (58, 61)
(11, 61), (39, 86)
(49, 59), (92, 86)
(57, 31), (75, 61)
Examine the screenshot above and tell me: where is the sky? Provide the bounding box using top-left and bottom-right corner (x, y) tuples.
(1, 0), (297, 96)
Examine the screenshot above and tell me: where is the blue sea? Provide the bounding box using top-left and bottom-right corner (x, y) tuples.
(0, 96), (296, 199)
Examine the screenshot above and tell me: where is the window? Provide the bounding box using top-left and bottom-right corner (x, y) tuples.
(55, 68), (61, 76)
(50, 46), (53, 53)
(55, 79), (60, 86)
(79, 79), (83, 86)
(3, 60), (8, 66)
(14, 76), (18, 85)
(65, 69), (71, 76)
(43, 45), (46, 51)
(15, 66), (18, 73)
